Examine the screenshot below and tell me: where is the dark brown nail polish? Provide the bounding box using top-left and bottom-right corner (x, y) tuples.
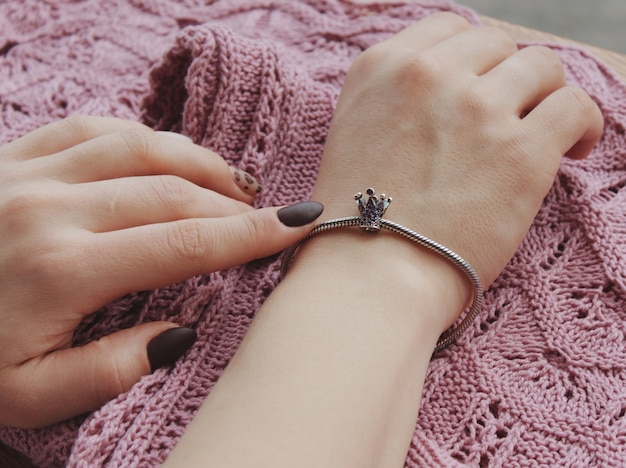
(277, 201), (324, 227)
(147, 327), (197, 372)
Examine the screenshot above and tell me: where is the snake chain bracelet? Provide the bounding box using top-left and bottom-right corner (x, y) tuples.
(280, 188), (484, 352)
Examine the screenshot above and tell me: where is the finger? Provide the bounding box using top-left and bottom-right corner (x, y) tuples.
(0, 115), (148, 161)
(479, 46), (566, 116)
(522, 85), (604, 162)
(26, 128), (259, 202)
(73, 202), (324, 307)
(422, 26), (518, 76)
(384, 12), (473, 53)
(0, 322), (196, 428)
(71, 176), (252, 232)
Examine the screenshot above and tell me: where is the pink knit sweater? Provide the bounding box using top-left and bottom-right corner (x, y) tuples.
(2, 0), (626, 466)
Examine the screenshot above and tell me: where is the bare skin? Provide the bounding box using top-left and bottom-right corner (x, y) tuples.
(0, 117), (322, 428)
(0, 11), (602, 467)
(165, 13), (602, 467)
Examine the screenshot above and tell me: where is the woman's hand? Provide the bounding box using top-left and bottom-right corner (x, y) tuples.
(0, 115), (323, 428)
(312, 12), (603, 316)
(164, 14), (603, 468)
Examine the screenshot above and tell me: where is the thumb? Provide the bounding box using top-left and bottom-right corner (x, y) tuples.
(3, 322), (196, 428)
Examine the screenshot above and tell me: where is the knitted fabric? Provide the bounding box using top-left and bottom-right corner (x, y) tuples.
(1, 0), (626, 466)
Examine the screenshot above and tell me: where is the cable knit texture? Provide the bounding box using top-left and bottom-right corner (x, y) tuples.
(1, 0), (626, 466)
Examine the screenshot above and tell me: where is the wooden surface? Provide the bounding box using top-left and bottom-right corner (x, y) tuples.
(2, 11), (625, 468)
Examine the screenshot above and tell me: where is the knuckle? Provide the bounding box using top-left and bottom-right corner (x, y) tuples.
(0, 185), (54, 232)
(149, 175), (193, 209)
(21, 238), (77, 287)
(0, 183), (84, 286)
(429, 11), (472, 31)
(457, 86), (493, 122)
(526, 45), (563, 72)
(563, 85), (594, 114)
(238, 213), (268, 249)
(351, 42), (390, 78)
(93, 342), (135, 401)
(57, 115), (149, 143)
(482, 26), (517, 53)
(118, 127), (158, 163)
(167, 219), (210, 265)
(58, 114), (94, 139)
(397, 52), (443, 89)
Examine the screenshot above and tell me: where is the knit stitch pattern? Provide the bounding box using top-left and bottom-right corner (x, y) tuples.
(1, 0), (626, 466)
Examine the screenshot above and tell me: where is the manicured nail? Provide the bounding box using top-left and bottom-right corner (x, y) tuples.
(229, 166), (263, 195)
(277, 201), (324, 227)
(147, 327), (197, 372)
(156, 131), (193, 142)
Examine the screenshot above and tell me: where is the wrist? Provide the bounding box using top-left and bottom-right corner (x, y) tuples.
(173, 225), (469, 468)
(287, 227), (471, 337)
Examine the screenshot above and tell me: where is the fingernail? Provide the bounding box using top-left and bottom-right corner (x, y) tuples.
(229, 166), (263, 195)
(147, 327), (197, 372)
(157, 131), (193, 142)
(277, 201), (324, 227)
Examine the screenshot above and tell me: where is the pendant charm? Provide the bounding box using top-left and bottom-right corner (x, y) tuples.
(355, 188), (392, 231)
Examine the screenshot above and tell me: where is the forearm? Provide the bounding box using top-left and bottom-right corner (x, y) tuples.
(165, 229), (468, 467)
(162, 7), (605, 461)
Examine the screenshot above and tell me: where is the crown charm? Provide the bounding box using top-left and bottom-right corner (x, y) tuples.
(355, 188), (392, 231)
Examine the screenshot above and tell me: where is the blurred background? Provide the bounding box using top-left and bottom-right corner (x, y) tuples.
(459, 0), (626, 53)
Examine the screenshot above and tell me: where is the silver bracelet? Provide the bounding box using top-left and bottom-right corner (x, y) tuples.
(280, 188), (484, 352)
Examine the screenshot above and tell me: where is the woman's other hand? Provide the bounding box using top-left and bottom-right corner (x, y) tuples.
(311, 12), (603, 326)
(0, 116), (323, 428)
